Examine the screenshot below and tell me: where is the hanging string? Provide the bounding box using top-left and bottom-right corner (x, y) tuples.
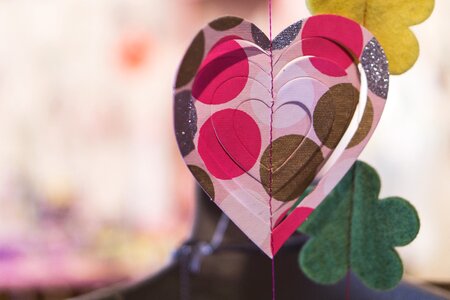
(345, 270), (351, 300)
(268, 0), (276, 299)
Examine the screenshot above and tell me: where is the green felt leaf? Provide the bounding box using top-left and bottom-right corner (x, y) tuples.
(298, 161), (420, 290)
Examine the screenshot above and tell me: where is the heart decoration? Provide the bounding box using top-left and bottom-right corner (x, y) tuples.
(174, 15), (389, 257)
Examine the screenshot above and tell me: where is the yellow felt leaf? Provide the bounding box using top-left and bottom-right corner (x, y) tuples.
(306, 0), (435, 74)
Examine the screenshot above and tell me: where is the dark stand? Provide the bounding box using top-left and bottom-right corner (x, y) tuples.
(75, 187), (450, 300)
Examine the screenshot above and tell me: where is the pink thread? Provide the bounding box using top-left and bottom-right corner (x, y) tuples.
(345, 270), (351, 300)
(271, 258), (276, 299)
(268, 0), (276, 299)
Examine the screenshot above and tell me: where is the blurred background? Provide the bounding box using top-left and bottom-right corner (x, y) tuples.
(0, 0), (448, 298)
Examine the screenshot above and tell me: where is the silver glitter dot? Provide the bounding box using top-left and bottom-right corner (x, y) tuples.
(361, 38), (390, 99)
(272, 21), (302, 50)
(251, 24), (271, 50)
(174, 90), (198, 157)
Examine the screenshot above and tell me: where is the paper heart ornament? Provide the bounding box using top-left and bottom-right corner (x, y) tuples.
(174, 15), (389, 257)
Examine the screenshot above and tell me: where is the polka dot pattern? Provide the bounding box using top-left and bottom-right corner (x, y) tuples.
(313, 83), (359, 149)
(303, 39), (350, 77)
(174, 15), (389, 257)
(175, 31), (205, 88)
(198, 109), (261, 180)
(361, 38), (389, 99)
(302, 15), (364, 64)
(174, 90), (197, 157)
(251, 24), (271, 50)
(272, 21), (302, 50)
(188, 165), (215, 200)
(209, 17), (244, 31)
(260, 135), (324, 202)
(192, 39), (249, 105)
(347, 97), (374, 148)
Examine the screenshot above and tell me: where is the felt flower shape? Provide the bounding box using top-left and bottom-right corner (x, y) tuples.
(298, 161), (420, 290)
(306, 0), (435, 74)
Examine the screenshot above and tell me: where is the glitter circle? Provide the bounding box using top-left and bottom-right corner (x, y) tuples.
(361, 38), (389, 99)
(174, 90), (197, 157)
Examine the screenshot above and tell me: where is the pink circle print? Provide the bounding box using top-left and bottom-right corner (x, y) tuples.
(302, 15), (363, 72)
(192, 38), (249, 105)
(198, 109), (261, 180)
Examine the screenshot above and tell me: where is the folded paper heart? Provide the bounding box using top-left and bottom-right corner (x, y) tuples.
(174, 15), (389, 257)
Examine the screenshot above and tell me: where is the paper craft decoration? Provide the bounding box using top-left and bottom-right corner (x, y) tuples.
(299, 161), (420, 290)
(306, 0), (435, 74)
(174, 15), (389, 257)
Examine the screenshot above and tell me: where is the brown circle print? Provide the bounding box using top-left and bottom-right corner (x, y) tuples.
(260, 135), (324, 202)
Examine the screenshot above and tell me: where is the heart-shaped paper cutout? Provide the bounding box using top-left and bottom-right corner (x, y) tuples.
(174, 15), (389, 257)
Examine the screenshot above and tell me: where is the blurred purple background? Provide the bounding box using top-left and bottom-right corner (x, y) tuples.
(0, 0), (448, 298)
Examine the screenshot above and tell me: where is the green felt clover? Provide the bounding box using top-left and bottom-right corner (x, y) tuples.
(298, 161), (420, 290)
